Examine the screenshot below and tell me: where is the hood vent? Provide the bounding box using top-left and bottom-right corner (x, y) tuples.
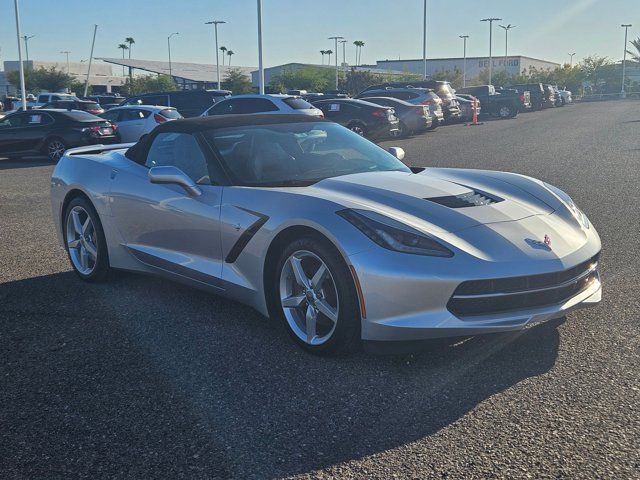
(426, 190), (501, 208)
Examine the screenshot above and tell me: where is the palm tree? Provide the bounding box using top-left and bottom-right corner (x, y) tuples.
(353, 40), (365, 66)
(627, 37), (640, 62)
(118, 43), (128, 75)
(220, 46), (227, 66)
(125, 37), (135, 59)
(226, 50), (234, 67)
(326, 49), (333, 65)
(320, 50), (326, 65)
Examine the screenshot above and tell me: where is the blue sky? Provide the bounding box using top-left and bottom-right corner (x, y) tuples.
(1, 0), (638, 68)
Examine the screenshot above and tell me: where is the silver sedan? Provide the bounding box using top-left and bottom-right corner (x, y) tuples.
(50, 114), (601, 354)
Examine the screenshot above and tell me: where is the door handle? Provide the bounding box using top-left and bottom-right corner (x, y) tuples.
(110, 169), (118, 179)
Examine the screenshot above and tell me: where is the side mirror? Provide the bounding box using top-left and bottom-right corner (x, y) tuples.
(148, 166), (201, 196)
(387, 147), (405, 161)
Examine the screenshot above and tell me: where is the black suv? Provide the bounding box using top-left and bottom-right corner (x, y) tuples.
(311, 98), (400, 140)
(510, 83), (546, 110)
(120, 89), (231, 117)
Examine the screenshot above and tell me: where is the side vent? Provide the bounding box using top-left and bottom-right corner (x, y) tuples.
(426, 190), (501, 208)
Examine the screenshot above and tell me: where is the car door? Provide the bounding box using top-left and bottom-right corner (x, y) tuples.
(0, 114), (27, 154)
(109, 131), (225, 287)
(117, 109), (148, 142)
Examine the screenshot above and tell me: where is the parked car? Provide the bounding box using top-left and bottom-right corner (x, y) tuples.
(551, 86), (565, 107)
(41, 99), (105, 115)
(557, 88), (573, 104)
(201, 94), (323, 118)
(0, 109), (118, 161)
(357, 96), (432, 136)
(311, 98), (399, 139)
(455, 95), (481, 122)
(510, 83), (546, 110)
(355, 87), (443, 129)
(120, 89), (231, 118)
(84, 94), (125, 106)
(32, 93), (78, 107)
(457, 85), (521, 118)
(542, 84), (557, 108)
(99, 105), (182, 143)
(497, 87), (531, 110)
(50, 114), (601, 354)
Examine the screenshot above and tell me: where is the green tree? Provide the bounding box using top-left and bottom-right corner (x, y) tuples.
(353, 40), (365, 66)
(269, 66), (334, 92)
(124, 74), (177, 95)
(125, 37), (135, 58)
(7, 69), (35, 92)
(220, 46), (227, 66)
(222, 68), (254, 94)
(8, 66), (74, 93)
(626, 37), (640, 62)
(226, 50), (235, 67)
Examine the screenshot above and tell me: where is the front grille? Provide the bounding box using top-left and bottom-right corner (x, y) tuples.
(447, 255), (600, 317)
(427, 190), (501, 208)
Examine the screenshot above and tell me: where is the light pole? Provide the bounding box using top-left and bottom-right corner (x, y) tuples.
(23, 34), (34, 63)
(83, 24), (97, 97)
(621, 24), (632, 97)
(61, 50), (71, 74)
(568, 52), (576, 67)
(205, 20), (226, 90)
(481, 17), (501, 85)
(339, 39), (347, 73)
(328, 36), (344, 89)
(257, 0), (264, 94)
(167, 32), (179, 80)
(422, 0), (427, 79)
(498, 24), (515, 73)
(459, 35), (469, 88)
(13, 0), (27, 110)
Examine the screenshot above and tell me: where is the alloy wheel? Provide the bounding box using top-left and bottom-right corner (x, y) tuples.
(66, 206), (98, 275)
(48, 140), (66, 161)
(350, 125), (365, 136)
(279, 250), (339, 346)
(499, 106), (512, 118)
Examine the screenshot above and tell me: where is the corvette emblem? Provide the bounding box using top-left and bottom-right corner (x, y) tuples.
(544, 234), (552, 247)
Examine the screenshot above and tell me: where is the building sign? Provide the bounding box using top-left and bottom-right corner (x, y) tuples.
(478, 58), (520, 68)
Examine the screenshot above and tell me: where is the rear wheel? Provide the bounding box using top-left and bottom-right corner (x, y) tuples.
(398, 121), (410, 137)
(347, 122), (366, 137)
(63, 197), (110, 282)
(498, 104), (516, 118)
(274, 235), (360, 354)
(45, 137), (66, 162)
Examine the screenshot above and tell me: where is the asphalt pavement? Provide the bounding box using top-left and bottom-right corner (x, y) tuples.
(1, 101), (639, 479)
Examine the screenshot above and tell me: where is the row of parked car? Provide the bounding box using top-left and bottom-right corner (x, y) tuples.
(0, 80), (571, 161)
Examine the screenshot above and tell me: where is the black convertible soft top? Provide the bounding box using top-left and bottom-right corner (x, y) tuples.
(125, 113), (328, 164)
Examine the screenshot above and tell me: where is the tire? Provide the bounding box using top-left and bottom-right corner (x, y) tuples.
(63, 196), (111, 282)
(498, 104), (516, 119)
(428, 120), (438, 130)
(347, 122), (367, 137)
(273, 235), (361, 354)
(45, 137), (67, 162)
(397, 121), (410, 137)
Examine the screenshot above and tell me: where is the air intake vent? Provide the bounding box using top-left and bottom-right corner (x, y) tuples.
(426, 190), (501, 208)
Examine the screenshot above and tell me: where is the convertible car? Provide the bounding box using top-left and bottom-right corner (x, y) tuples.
(50, 114), (602, 354)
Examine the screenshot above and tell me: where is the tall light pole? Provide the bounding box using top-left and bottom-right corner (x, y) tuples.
(22, 34), (34, 63)
(328, 36), (344, 89)
(498, 24), (515, 73)
(339, 39), (347, 73)
(422, 0), (427, 79)
(83, 24), (97, 97)
(459, 35), (469, 88)
(621, 24), (632, 97)
(481, 17), (501, 85)
(568, 52), (576, 67)
(205, 20), (226, 90)
(167, 32), (179, 80)
(257, 0), (264, 94)
(61, 50), (71, 74)
(13, 0), (27, 110)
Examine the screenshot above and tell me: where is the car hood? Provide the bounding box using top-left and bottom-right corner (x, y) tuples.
(303, 170), (556, 234)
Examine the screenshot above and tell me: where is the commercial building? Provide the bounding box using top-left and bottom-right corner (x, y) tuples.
(251, 63), (408, 87)
(99, 58), (255, 90)
(2, 60), (125, 95)
(374, 56), (561, 80)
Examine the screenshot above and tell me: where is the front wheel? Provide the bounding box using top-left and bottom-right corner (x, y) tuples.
(63, 197), (111, 282)
(275, 236), (360, 354)
(498, 104), (516, 118)
(347, 122), (366, 137)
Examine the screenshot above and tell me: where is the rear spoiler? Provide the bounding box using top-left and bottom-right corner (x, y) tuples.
(65, 143), (135, 156)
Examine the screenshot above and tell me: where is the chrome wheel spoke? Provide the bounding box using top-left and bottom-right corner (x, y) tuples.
(281, 294), (306, 309)
(68, 238), (81, 249)
(83, 240), (97, 260)
(79, 246), (89, 270)
(290, 256), (311, 289)
(316, 299), (338, 324)
(311, 264), (327, 291)
(305, 305), (317, 343)
(82, 217), (91, 234)
(71, 210), (83, 235)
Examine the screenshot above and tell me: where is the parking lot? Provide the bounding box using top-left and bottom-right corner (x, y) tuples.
(1, 101), (639, 479)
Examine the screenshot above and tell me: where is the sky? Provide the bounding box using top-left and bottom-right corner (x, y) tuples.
(1, 0), (639, 69)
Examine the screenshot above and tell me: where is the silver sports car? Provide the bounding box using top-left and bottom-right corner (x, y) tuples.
(51, 114), (602, 354)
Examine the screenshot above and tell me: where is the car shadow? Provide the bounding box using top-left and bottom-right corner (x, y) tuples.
(1, 270), (563, 478)
(0, 156), (52, 170)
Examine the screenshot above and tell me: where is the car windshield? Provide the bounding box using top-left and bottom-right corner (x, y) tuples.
(204, 122), (410, 187)
(160, 108), (182, 119)
(282, 97), (315, 110)
(60, 111), (102, 121)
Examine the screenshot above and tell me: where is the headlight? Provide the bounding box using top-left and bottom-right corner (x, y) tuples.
(337, 209), (453, 257)
(544, 182), (590, 229)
